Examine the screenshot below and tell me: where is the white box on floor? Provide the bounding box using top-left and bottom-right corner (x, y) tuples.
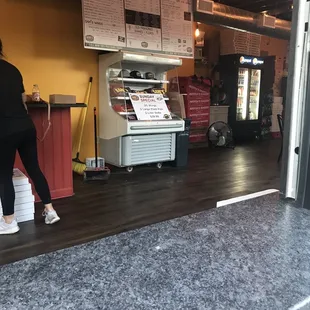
(15, 195), (34, 206)
(12, 169), (29, 186)
(0, 203), (34, 217)
(16, 190), (33, 199)
(86, 157), (105, 168)
(14, 183), (32, 193)
(15, 202), (35, 213)
(0, 169), (35, 223)
(16, 213), (34, 223)
(0, 206), (34, 217)
(0, 195), (34, 209)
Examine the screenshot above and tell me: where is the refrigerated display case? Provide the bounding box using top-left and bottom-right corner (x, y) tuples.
(219, 54), (274, 140)
(99, 51), (185, 171)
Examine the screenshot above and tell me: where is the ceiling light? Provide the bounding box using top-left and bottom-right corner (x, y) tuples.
(195, 24), (200, 37)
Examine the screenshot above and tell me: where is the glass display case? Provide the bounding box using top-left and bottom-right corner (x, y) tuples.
(237, 68), (249, 121)
(236, 68), (261, 121)
(98, 51), (185, 171)
(249, 69), (261, 120)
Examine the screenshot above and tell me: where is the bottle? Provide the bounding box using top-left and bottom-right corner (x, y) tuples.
(32, 84), (40, 102)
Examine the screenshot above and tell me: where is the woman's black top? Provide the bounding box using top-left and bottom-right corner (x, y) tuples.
(0, 59), (34, 138)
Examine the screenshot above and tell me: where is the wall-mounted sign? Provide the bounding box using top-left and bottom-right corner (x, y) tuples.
(240, 56), (264, 66)
(81, 0), (194, 58)
(129, 93), (172, 120)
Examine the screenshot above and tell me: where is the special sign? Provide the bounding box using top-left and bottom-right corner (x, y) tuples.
(129, 93), (171, 120)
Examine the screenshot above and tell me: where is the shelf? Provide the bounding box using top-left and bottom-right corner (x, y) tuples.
(119, 112), (136, 115)
(111, 96), (169, 101)
(27, 102), (87, 108)
(109, 78), (169, 84)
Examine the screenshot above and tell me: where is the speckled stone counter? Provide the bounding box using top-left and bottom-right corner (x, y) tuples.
(1, 194), (310, 310)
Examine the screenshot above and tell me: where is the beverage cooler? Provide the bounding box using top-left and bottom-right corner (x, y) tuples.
(219, 54), (273, 140)
(98, 51), (185, 172)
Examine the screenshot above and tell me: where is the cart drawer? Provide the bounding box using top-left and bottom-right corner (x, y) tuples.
(122, 134), (176, 166)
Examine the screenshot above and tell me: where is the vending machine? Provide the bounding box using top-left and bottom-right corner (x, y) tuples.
(219, 54), (275, 140)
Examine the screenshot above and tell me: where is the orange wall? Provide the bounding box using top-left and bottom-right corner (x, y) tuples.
(0, 0), (194, 159)
(178, 58), (195, 76)
(0, 0), (98, 160)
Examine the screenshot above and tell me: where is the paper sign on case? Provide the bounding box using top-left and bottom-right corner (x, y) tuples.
(129, 93), (172, 121)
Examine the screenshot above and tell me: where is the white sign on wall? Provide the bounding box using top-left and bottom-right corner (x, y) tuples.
(81, 0), (194, 57)
(125, 0), (162, 51)
(161, 0), (193, 56)
(82, 0), (126, 50)
(129, 93), (172, 120)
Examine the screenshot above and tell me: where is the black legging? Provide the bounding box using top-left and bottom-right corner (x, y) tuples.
(0, 128), (51, 216)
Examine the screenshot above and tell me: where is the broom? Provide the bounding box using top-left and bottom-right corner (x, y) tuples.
(72, 77), (93, 175)
(83, 108), (110, 181)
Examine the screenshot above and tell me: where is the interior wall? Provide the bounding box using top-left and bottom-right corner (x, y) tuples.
(0, 0), (98, 160)
(195, 24), (289, 82)
(0, 0), (195, 159)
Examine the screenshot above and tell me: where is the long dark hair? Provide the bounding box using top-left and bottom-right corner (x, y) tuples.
(0, 39), (3, 58)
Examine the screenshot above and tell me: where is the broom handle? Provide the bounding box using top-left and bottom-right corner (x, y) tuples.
(94, 107), (98, 168)
(76, 77), (93, 154)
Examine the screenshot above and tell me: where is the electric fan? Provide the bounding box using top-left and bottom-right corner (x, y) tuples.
(207, 121), (235, 149)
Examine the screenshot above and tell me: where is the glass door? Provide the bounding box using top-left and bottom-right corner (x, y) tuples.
(248, 69), (261, 120)
(237, 68), (249, 121)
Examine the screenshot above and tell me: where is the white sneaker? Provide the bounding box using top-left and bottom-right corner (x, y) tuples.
(43, 210), (60, 225)
(0, 217), (20, 235)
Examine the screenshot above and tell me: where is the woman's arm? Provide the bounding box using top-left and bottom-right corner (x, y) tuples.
(22, 92), (28, 113)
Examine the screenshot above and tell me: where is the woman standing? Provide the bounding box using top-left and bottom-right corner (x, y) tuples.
(0, 39), (60, 234)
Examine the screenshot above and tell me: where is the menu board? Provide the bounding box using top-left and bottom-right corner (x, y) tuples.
(125, 0), (161, 51)
(82, 0), (126, 50)
(81, 0), (194, 57)
(161, 0), (193, 56)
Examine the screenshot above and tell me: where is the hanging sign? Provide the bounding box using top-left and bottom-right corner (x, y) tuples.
(129, 93), (172, 120)
(81, 0), (194, 57)
(161, 0), (193, 56)
(82, 0), (126, 50)
(125, 0), (162, 51)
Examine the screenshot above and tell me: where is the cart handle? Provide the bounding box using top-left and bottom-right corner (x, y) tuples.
(130, 124), (183, 130)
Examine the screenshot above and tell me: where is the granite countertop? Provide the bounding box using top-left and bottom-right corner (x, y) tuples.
(2, 193), (310, 309)
(26, 102), (87, 108)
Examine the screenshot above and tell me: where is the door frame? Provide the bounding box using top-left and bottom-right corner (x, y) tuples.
(280, 0), (310, 204)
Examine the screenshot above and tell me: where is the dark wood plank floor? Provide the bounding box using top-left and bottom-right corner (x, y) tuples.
(0, 140), (281, 265)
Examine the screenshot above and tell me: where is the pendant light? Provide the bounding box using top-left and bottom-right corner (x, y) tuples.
(195, 23), (200, 37)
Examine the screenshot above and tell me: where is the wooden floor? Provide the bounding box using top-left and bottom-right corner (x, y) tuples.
(0, 140), (281, 265)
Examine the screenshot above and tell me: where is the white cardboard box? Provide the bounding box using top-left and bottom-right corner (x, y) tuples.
(86, 157), (105, 168)
(0, 196), (34, 209)
(17, 214), (34, 223)
(14, 183), (32, 193)
(0, 169), (35, 223)
(16, 190), (33, 199)
(12, 169), (29, 186)
(0, 204), (34, 216)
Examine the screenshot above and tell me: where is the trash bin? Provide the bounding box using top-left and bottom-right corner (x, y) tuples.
(173, 119), (191, 167)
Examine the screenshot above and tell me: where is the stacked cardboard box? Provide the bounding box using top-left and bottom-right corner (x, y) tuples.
(0, 169), (35, 223)
(220, 29), (261, 56)
(177, 77), (211, 143)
